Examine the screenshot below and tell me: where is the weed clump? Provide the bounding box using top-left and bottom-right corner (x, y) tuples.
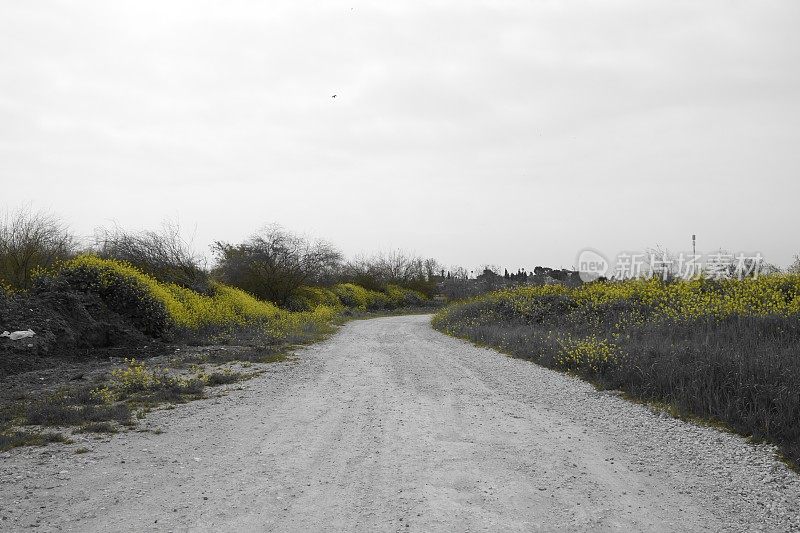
(25, 387), (132, 427)
(0, 430), (72, 451)
(205, 369), (245, 386)
(106, 358), (207, 404)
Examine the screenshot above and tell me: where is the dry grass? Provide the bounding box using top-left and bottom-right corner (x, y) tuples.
(0, 430), (72, 451)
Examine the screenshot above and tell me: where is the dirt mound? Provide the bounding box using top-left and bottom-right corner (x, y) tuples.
(0, 287), (149, 376)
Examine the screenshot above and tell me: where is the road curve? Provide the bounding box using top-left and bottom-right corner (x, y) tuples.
(2, 315), (799, 532)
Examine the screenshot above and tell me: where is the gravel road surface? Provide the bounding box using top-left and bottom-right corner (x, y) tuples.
(2, 315), (799, 532)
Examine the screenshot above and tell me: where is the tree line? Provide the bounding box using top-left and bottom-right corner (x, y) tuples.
(0, 207), (442, 307)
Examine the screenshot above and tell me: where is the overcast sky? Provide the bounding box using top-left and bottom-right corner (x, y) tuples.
(1, 1), (798, 270)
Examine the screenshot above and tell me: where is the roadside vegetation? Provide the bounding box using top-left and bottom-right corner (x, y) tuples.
(0, 208), (441, 450)
(0, 210), (439, 363)
(0, 355), (256, 451)
(7, 206), (798, 465)
(433, 276), (800, 466)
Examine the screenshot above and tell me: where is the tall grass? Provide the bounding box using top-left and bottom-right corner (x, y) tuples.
(432, 275), (800, 465)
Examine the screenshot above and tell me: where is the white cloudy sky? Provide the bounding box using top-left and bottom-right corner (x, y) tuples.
(1, 0), (798, 270)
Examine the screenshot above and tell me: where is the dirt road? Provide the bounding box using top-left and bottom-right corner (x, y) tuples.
(2, 315), (799, 532)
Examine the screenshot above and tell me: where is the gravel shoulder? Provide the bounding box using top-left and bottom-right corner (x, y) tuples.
(1, 315), (799, 532)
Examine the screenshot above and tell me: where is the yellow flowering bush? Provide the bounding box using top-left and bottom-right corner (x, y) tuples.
(438, 275), (800, 327)
(332, 283), (389, 310)
(556, 335), (617, 375)
(110, 358), (154, 394)
(384, 284), (427, 308)
(286, 286), (343, 312)
(45, 255), (340, 342)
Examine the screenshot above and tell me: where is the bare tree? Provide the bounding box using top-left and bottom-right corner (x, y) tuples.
(789, 254), (800, 274)
(423, 257), (441, 280)
(338, 255), (383, 291)
(212, 225), (342, 305)
(643, 245), (679, 281)
(339, 249), (439, 296)
(0, 206), (78, 290)
(438, 265), (473, 300)
(449, 266), (470, 280)
(375, 249), (412, 281)
(96, 220), (210, 293)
